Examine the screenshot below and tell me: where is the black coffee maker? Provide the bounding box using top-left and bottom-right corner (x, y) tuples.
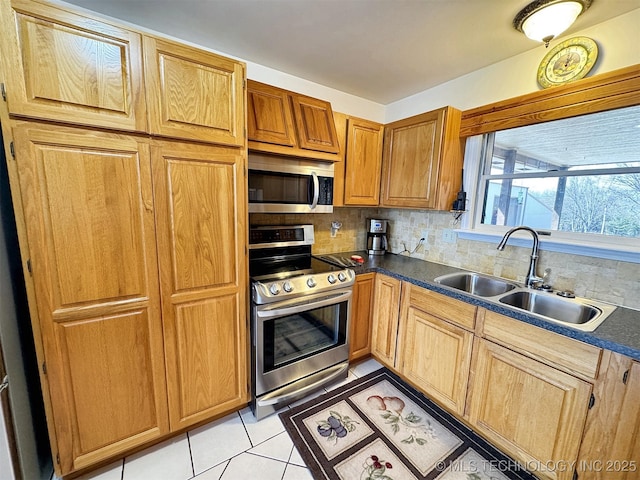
(366, 219), (388, 255)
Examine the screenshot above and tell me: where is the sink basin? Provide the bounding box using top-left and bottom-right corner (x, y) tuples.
(434, 271), (616, 332)
(498, 290), (616, 331)
(434, 272), (518, 297)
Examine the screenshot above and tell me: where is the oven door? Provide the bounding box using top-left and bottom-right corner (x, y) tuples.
(252, 288), (351, 399)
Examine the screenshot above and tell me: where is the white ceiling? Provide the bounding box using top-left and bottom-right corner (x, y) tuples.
(60, 0), (639, 105)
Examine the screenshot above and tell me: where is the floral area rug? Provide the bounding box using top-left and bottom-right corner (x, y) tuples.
(280, 368), (537, 480)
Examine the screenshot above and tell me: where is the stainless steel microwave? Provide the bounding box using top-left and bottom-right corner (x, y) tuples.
(248, 154), (334, 213)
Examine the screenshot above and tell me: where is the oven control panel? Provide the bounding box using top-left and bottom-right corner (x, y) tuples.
(252, 269), (355, 304)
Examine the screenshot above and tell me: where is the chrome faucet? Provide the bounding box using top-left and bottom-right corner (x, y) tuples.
(497, 226), (543, 288)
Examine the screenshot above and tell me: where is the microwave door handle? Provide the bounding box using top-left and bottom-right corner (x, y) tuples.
(310, 171), (319, 209)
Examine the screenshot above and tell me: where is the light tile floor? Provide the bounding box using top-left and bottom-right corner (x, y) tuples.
(61, 358), (383, 480)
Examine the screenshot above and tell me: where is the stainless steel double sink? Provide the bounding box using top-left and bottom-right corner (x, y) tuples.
(433, 272), (616, 332)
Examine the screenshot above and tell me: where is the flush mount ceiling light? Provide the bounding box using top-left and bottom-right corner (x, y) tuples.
(513, 0), (592, 46)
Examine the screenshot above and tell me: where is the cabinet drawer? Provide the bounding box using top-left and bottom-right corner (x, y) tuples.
(406, 284), (476, 330)
(481, 310), (602, 380)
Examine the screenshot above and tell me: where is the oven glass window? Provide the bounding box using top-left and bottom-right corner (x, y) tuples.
(262, 300), (347, 372)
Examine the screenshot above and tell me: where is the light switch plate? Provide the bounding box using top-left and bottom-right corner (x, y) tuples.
(442, 229), (457, 243)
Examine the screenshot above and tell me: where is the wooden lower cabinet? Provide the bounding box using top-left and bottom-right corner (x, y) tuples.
(349, 273), (375, 361)
(577, 353), (640, 480)
(151, 140), (248, 431)
(467, 338), (592, 480)
(370, 274), (402, 368)
(12, 123), (169, 474)
(398, 284), (474, 415)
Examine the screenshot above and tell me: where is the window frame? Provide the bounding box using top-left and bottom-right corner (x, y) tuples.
(459, 135), (640, 262)
(456, 65), (640, 262)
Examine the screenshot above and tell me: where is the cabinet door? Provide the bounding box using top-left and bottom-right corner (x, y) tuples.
(152, 140), (248, 431)
(468, 339), (592, 480)
(577, 353), (640, 480)
(381, 107), (462, 210)
(381, 109), (443, 209)
(399, 288), (473, 415)
(370, 275), (401, 369)
(349, 273), (375, 361)
(344, 118), (383, 206)
(247, 80), (297, 147)
(0, 0), (146, 131)
(144, 36), (245, 146)
(290, 93), (340, 153)
(13, 124), (167, 475)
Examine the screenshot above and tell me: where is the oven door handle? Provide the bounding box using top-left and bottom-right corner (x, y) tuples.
(255, 290), (351, 319)
(309, 171), (319, 210)
(256, 361), (349, 407)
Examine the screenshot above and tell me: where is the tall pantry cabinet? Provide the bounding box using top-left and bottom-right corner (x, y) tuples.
(0, 0), (248, 476)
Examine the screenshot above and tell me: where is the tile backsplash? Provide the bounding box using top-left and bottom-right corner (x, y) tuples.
(250, 208), (639, 310)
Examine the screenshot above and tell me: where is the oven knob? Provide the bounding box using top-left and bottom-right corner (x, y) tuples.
(338, 272), (347, 282)
(269, 283), (281, 295)
(327, 274), (337, 284)
(307, 277), (317, 288)
(283, 281), (293, 293)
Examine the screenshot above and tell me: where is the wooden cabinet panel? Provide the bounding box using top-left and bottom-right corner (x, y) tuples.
(481, 310), (602, 380)
(370, 274), (402, 369)
(247, 80), (341, 161)
(406, 285), (476, 330)
(577, 353), (640, 480)
(400, 307), (473, 415)
(151, 140), (247, 430)
(349, 273), (375, 361)
(468, 339), (592, 480)
(144, 36), (245, 146)
(398, 283), (473, 414)
(344, 117), (383, 206)
(56, 310), (166, 468)
(12, 124), (167, 474)
(381, 106), (463, 210)
(247, 81), (297, 147)
(0, 0), (146, 131)
(290, 93), (340, 153)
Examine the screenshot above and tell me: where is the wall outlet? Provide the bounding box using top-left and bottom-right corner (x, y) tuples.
(442, 229), (457, 243)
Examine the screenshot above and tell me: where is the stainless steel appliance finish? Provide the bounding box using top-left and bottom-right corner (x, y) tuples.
(249, 225), (354, 419)
(366, 218), (388, 256)
(248, 154), (334, 214)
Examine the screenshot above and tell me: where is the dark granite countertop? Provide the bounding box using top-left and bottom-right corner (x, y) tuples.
(329, 251), (640, 362)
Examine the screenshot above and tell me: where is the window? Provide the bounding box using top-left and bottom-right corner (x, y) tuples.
(469, 105), (640, 247)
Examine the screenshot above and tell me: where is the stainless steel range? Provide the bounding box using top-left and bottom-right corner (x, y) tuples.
(249, 225), (354, 420)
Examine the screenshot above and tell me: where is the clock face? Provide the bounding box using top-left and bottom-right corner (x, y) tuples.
(537, 37), (598, 88)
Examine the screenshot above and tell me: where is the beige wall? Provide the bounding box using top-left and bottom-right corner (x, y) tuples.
(252, 207), (640, 310)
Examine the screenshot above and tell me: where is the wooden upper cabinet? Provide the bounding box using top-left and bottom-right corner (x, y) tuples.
(343, 117), (384, 206)
(151, 140), (248, 430)
(12, 123), (168, 475)
(290, 93), (340, 153)
(381, 106), (463, 210)
(144, 36), (245, 146)
(0, 0), (146, 132)
(247, 80), (341, 161)
(247, 80), (297, 147)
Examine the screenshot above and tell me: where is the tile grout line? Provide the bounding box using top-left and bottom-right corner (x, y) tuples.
(186, 431), (195, 478)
